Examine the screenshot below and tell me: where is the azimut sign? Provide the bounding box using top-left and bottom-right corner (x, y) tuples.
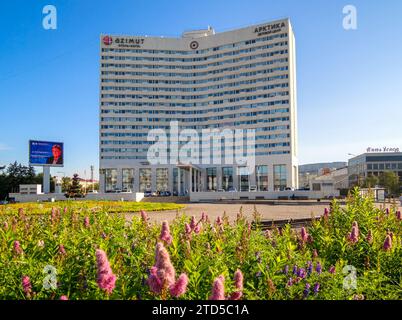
(366, 147), (400, 153)
(254, 22), (286, 36)
(102, 35), (145, 48)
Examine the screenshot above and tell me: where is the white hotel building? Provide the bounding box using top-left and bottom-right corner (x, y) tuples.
(99, 18), (298, 195)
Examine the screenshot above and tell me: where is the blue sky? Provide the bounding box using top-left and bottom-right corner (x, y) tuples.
(1, 0), (402, 179)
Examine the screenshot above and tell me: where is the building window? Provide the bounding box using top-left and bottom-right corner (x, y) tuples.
(273, 164), (287, 191)
(139, 168), (151, 192)
(122, 169), (134, 191)
(105, 169), (117, 192)
(312, 183), (321, 191)
(379, 164), (384, 170)
(256, 165), (268, 191)
(367, 164), (373, 170)
(222, 167), (233, 191)
(206, 168), (217, 191)
(237, 166), (250, 192)
(156, 168), (168, 192)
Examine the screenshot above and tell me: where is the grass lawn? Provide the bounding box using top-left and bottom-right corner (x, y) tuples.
(0, 201), (185, 215)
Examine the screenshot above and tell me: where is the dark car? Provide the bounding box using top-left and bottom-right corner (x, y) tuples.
(144, 190), (152, 197)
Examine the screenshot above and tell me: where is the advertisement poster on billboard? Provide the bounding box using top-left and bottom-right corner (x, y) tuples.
(29, 140), (64, 167)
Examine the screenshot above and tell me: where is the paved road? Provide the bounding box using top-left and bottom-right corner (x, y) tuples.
(125, 202), (401, 224)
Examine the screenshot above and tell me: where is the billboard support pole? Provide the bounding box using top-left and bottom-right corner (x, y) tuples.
(43, 166), (50, 194)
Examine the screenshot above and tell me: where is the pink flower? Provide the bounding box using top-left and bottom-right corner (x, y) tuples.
(264, 230), (271, 239)
(63, 207), (68, 214)
(312, 249), (318, 259)
(347, 223), (359, 244)
(323, 208), (329, 219)
(383, 235), (392, 251)
(329, 266), (336, 274)
(147, 242), (187, 297)
(194, 223), (202, 234)
(216, 216), (223, 226)
(184, 223), (192, 235)
(59, 295), (68, 300)
(14, 240), (23, 255)
(201, 212), (207, 222)
(59, 244), (66, 255)
(209, 275), (225, 300)
(190, 216), (197, 230)
(396, 211), (401, 220)
(95, 249), (117, 294)
(159, 221), (173, 245)
(229, 269), (243, 300)
(84, 216), (90, 228)
(150, 243), (176, 291)
(22, 276), (32, 298)
(3, 221), (8, 230)
(300, 227), (308, 243)
(170, 273), (189, 297)
(140, 210), (148, 223)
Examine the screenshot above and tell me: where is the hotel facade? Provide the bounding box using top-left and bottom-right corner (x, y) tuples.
(99, 18), (298, 195)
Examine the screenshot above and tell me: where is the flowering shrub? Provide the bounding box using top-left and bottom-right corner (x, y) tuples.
(0, 189), (400, 300)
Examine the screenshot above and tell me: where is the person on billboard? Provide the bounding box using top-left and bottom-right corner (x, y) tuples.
(46, 144), (63, 165)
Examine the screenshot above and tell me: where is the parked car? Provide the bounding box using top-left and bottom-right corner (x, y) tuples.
(172, 191), (178, 196)
(113, 188), (122, 193)
(151, 191), (158, 197)
(249, 185), (257, 192)
(228, 187), (237, 192)
(161, 191), (172, 197)
(217, 189), (225, 192)
(144, 190), (152, 197)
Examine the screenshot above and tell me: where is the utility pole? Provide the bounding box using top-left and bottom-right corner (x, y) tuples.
(90, 165), (94, 192)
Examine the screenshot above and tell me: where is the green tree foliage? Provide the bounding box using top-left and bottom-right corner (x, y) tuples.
(378, 171), (400, 196)
(65, 174), (84, 198)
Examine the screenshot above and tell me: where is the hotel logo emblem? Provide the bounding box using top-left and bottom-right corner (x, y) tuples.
(103, 36), (113, 45)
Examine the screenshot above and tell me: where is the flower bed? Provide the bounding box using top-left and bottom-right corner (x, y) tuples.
(0, 190), (400, 300)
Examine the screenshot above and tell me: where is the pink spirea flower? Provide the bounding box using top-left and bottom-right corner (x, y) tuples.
(396, 211), (401, 220)
(147, 242), (188, 297)
(140, 210), (148, 223)
(216, 216), (223, 226)
(300, 227), (308, 243)
(60, 295), (68, 300)
(63, 207), (68, 214)
(84, 216), (90, 228)
(209, 275), (225, 300)
(385, 208), (389, 215)
(59, 244), (66, 255)
(329, 266), (336, 274)
(147, 242), (176, 293)
(159, 221), (173, 245)
(169, 273), (189, 297)
(22, 276), (32, 297)
(14, 240), (23, 255)
(194, 223), (202, 234)
(313, 249), (318, 259)
(383, 235), (392, 251)
(185, 223), (192, 235)
(95, 249), (117, 294)
(190, 216), (197, 230)
(264, 230), (271, 239)
(201, 212), (206, 222)
(323, 208), (329, 219)
(230, 269), (243, 300)
(348, 223), (359, 243)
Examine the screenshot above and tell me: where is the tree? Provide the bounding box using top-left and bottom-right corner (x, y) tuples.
(65, 174), (84, 198)
(378, 171), (400, 196)
(363, 175), (379, 188)
(61, 177), (72, 192)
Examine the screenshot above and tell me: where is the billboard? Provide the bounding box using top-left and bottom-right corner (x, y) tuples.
(29, 140), (64, 167)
